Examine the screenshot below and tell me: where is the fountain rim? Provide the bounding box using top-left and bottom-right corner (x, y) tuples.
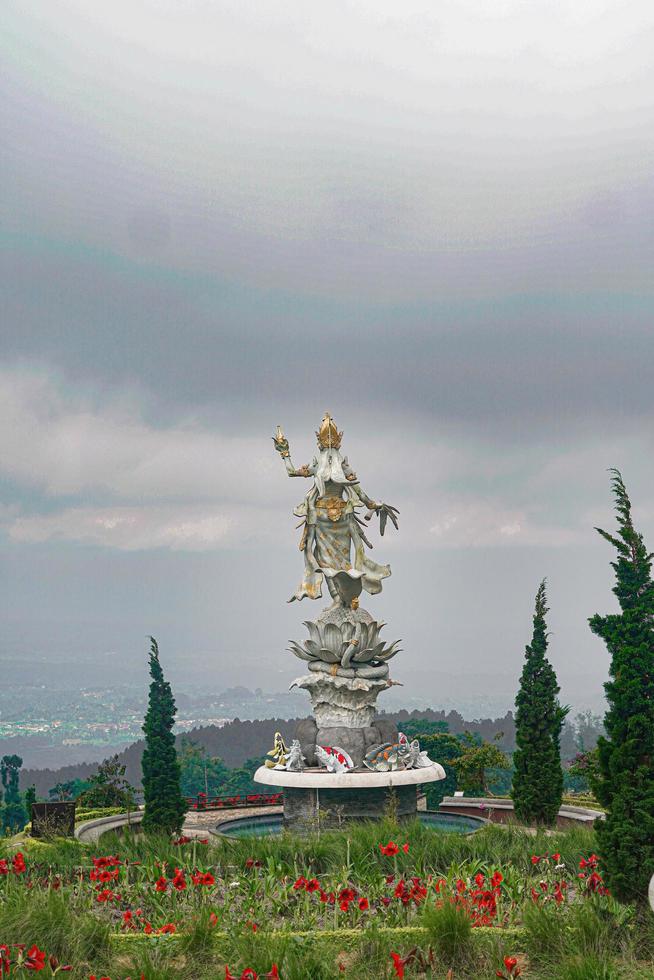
(253, 762), (446, 789)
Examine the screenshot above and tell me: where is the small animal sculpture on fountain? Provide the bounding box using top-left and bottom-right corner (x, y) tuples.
(264, 731), (289, 769)
(363, 732), (435, 772)
(285, 739), (307, 772)
(315, 745), (354, 773)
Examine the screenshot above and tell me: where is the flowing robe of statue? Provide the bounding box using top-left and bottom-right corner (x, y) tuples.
(273, 415), (398, 605)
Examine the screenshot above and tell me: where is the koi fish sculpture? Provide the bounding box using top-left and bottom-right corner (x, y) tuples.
(363, 732), (434, 772)
(315, 745), (354, 773)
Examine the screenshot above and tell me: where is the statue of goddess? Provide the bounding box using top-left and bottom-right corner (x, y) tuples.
(273, 414), (399, 606)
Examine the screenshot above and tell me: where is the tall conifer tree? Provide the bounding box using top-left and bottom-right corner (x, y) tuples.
(590, 470), (654, 904)
(141, 637), (187, 836)
(512, 581), (567, 826)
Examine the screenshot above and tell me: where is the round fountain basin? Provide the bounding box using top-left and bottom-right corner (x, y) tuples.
(217, 810), (486, 838)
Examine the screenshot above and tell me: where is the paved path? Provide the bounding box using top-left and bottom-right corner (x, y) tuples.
(75, 805), (283, 844)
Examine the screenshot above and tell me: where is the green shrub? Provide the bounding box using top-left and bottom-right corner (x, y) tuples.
(421, 897), (472, 965)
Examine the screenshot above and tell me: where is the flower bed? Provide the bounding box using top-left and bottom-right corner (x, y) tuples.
(1, 821), (652, 978)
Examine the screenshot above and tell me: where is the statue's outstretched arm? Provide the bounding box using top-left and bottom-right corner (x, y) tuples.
(359, 486), (400, 536)
(272, 426), (313, 477)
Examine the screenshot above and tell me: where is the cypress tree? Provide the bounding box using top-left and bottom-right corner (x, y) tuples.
(512, 581), (567, 826)
(1, 755), (28, 833)
(141, 637), (187, 836)
(590, 470), (654, 904)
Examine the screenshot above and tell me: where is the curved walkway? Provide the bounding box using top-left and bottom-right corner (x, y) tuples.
(75, 797), (601, 844)
(75, 804), (284, 844)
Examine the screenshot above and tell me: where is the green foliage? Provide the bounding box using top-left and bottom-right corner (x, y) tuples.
(1, 754), (27, 833)
(421, 897), (472, 964)
(419, 733), (461, 806)
(452, 732), (510, 795)
(402, 718), (450, 738)
(178, 738), (230, 796)
(49, 778), (92, 801)
(512, 580), (568, 826)
(77, 755), (136, 809)
(24, 785), (37, 812)
(141, 636), (187, 836)
(589, 470), (654, 905)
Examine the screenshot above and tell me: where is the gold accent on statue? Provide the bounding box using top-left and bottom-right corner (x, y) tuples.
(316, 496), (347, 522)
(264, 731), (289, 768)
(316, 413), (343, 450)
(272, 425), (290, 457)
(298, 523), (308, 552)
(351, 596), (360, 610)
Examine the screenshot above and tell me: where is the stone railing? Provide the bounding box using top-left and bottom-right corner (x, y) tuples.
(439, 796), (603, 828)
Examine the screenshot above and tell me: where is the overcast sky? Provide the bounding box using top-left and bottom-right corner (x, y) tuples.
(2, 1), (654, 712)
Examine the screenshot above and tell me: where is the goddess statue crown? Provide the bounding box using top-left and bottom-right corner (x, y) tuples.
(316, 413), (343, 450)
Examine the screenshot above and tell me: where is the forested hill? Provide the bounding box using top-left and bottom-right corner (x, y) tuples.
(19, 707), (535, 797)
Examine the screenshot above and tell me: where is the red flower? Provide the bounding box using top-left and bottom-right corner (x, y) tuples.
(12, 852), (27, 875)
(339, 887), (356, 902)
(358, 897), (369, 911)
(95, 889), (114, 903)
(339, 900), (350, 912)
(0, 860), (8, 876)
(381, 896), (392, 906)
(402, 842), (409, 853)
(155, 876), (168, 892)
(192, 871), (215, 886)
(530, 855), (540, 865)
(210, 912), (218, 927)
(225, 969), (237, 980)
(172, 869), (187, 891)
(491, 871), (503, 888)
(264, 967), (280, 979)
(158, 923), (176, 934)
(306, 877), (320, 892)
(240, 970), (258, 979)
(24, 945), (47, 971)
(390, 952), (405, 978)
(504, 957), (518, 970)
(92, 855), (120, 869)
(385, 874), (395, 884)
(1, 944), (10, 977)
(143, 923), (153, 935)
(245, 921), (258, 932)
(122, 910), (135, 929)
(474, 872), (485, 887)
(379, 841), (399, 856)
(292, 876), (308, 891)
(551, 853), (561, 862)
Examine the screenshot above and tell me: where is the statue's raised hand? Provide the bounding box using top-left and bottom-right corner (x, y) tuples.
(272, 425), (290, 457)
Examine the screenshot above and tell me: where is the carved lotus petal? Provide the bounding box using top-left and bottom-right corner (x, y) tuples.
(289, 641), (314, 662)
(323, 623), (343, 656)
(304, 639), (322, 659)
(341, 622), (355, 643)
(305, 621), (322, 646)
(369, 641), (386, 661)
(317, 646), (340, 664)
(377, 641), (402, 661)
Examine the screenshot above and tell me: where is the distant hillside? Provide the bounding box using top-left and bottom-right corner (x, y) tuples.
(17, 707), (539, 797)
(19, 709), (521, 795)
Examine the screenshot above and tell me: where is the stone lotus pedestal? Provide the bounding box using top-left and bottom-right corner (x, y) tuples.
(254, 611), (446, 829)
